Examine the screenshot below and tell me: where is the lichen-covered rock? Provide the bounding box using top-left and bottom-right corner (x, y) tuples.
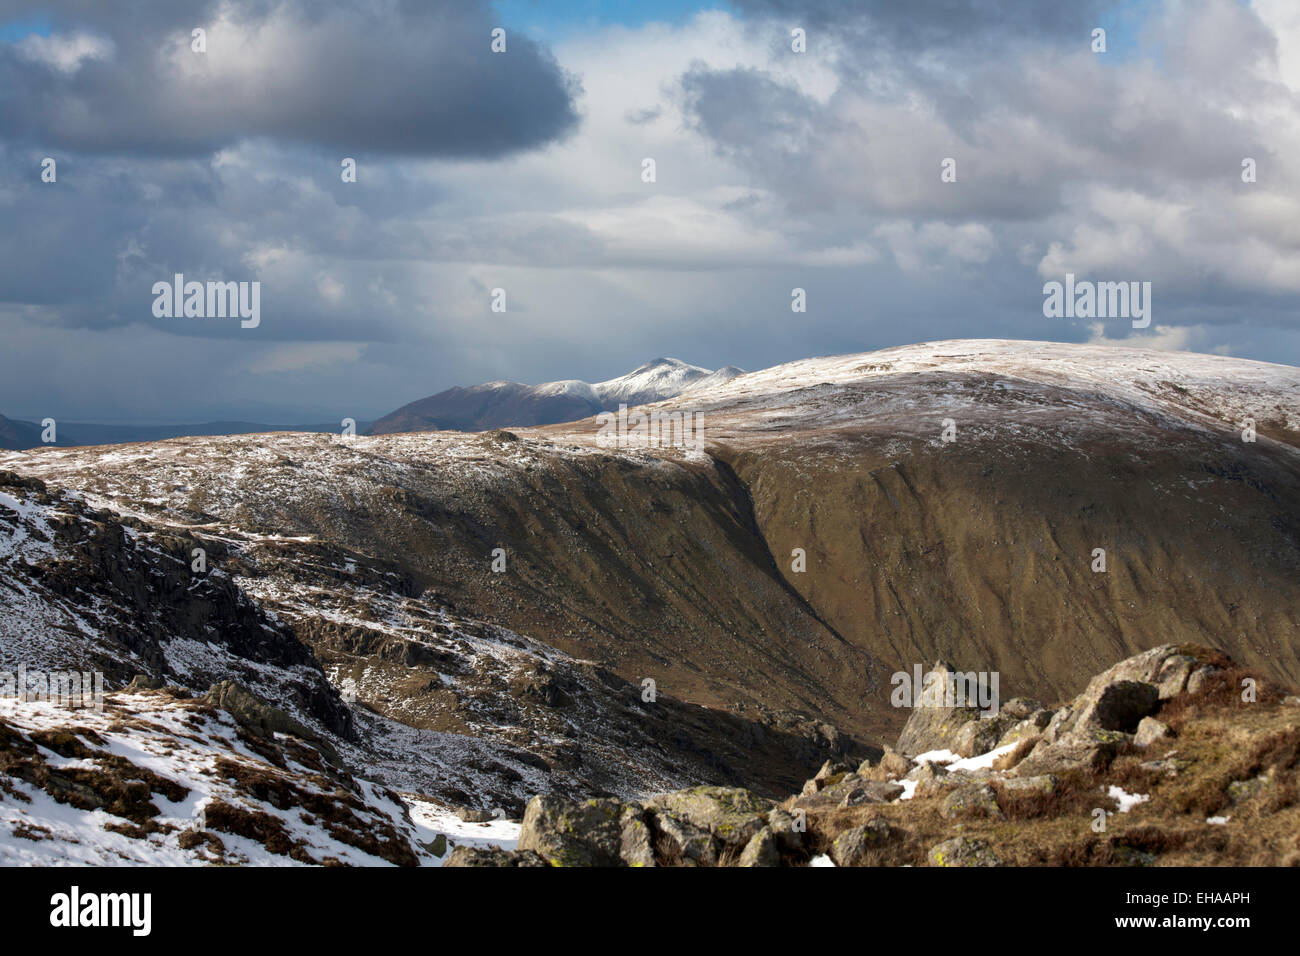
(517, 794), (626, 867)
(737, 827), (780, 867)
(645, 786), (773, 863)
(830, 818), (892, 867)
(998, 774), (1058, 797)
(767, 807), (804, 851)
(443, 845), (548, 867)
(941, 784), (1003, 820)
(619, 806), (656, 867)
(928, 837), (1002, 867)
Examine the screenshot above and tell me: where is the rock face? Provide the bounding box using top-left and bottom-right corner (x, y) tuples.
(517, 796), (628, 867)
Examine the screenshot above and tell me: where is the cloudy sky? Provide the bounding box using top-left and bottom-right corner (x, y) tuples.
(2, 0), (1300, 424)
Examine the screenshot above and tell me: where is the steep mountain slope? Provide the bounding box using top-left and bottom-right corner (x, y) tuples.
(2, 339), (1297, 830)
(368, 358), (745, 435)
(535, 339), (1300, 717)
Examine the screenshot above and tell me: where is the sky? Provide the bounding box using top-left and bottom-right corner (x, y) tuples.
(1, 0), (1299, 424)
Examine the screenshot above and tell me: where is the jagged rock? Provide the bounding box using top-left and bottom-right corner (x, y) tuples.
(878, 748), (913, 778)
(767, 807), (803, 851)
(895, 662), (984, 755)
(941, 784), (1003, 820)
(443, 845), (548, 867)
(645, 786), (773, 861)
(905, 759), (948, 782)
(517, 795), (626, 867)
(737, 827), (780, 867)
(1154, 654), (1200, 698)
(457, 807), (496, 823)
(830, 818), (892, 867)
(619, 806), (656, 867)
(928, 837), (1002, 867)
(1134, 717), (1170, 748)
(203, 680), (340, 763)
(1000, 697), (1046, 720)
(997, 710), (1054, 747)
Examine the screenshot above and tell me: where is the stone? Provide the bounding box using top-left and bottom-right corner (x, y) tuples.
(443, 846), (548, 867)
(1187, 665), (1221, 695)
(830, 819), (892, 867)
(737, 827), (780, 867)
(895, 661), (985, 755)
(941, 784), (1003, 820)
(1134, 717), (1170, 748)
(457, 807), (496, 823)
(767, 807), (803, 851)
(998, 774), (1058, 797)
(644, 786), (773, 859)
(619, 806), (656, 867)
(517, 795), (626, 867)
(928, 837), (1002, 867)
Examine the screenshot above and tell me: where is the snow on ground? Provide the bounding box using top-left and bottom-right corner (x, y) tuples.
(0, 693), (431, 866)
(1106, 785), (1151, 813)
(404, 796), (522, 868)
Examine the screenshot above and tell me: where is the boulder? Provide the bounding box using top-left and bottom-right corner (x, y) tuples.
(830, 819), (892, 867)
(619, 806), (656, 867)
(895, 661), (984, 755)
(443, 846), (548, 867)
(767, 807), (804, 852)
(998, 774), (1058, 797)
(737, 827), (780, 867)
(928, 837), (1002, 867)
(203, 680), (341, 763)
(517, 795), (626, 867)
(941, 784), (1003, 820)
(1134, 717), (1170, 748)
(1187, 665), (1221, 695)
(838, 780), (904, 808)
(645, 786), (773, 860)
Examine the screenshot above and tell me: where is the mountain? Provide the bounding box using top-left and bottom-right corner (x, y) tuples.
(2, 338), (1298, 864)
(0, 418), (370, 451)
(368, 358), (746, 435)
(0, 414), (40, 451)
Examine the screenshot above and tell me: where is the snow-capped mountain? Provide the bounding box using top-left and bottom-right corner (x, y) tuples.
(2, 338), (1299, 866)
(368, 358), (745, 435)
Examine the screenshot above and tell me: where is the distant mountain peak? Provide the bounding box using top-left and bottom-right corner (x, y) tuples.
(370, 358), (744, 435)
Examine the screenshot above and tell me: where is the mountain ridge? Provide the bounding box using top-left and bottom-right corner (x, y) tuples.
(367, 357), (746, 435)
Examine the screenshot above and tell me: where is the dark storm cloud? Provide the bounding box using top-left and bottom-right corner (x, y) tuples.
(731, 0), (1119, 52)
(0, 0), (580, 157)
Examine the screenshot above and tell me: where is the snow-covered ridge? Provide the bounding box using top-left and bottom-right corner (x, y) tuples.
(679, 339), (1300, 423)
